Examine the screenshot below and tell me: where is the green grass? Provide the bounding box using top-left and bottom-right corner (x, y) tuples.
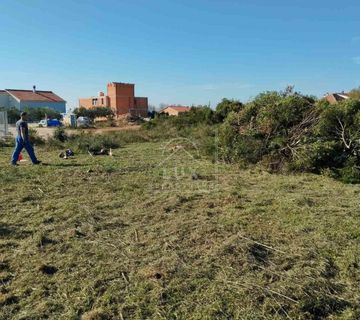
(0, 140), (359, 319)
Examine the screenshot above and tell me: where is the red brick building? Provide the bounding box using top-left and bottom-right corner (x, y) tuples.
(79, 82), (148, 117)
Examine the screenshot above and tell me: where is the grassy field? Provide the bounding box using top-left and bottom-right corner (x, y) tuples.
(0, 140), (359, 319)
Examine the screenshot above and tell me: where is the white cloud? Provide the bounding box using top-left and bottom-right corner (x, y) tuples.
(353, 56), (360, 65)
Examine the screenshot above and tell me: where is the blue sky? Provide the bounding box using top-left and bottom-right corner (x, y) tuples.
(0, 0), (359, 110)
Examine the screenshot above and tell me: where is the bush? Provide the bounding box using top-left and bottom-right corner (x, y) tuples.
(220, 92), (312, 163)
(171, 106), (216, 129)
(142, 91), (360, 183)
(316, 99), (360, 147)
(70, 133), (120, 152)
(53, 127), (68, 142)
(219, 112), (265, 163)
(290, 141), (345, 173)
(24, 107), (62, 122)
(0, 107), (20, 124)
(214, 98), (243, 123)
(74, 107), (114, 121)
(349, 87), (360, 100)
(215, 92), (360, 183)
(337, 157), (360, 184)
(189, 124), (220, 161)
(0, 136), (15, 147)
(252, 92), (313, 136)
(106, 118), (117, 127)
(28, 128), (45, 145)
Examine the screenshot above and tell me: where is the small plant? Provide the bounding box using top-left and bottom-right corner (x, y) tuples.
(28, 128), (45, 145)
(53, 127), (68, 142)
(0, 136), (15, 147)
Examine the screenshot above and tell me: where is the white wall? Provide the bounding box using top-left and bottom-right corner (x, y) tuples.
(0, 93), (9, 108)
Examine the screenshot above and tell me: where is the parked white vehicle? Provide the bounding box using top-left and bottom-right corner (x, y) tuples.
(38, 119), (47, 127)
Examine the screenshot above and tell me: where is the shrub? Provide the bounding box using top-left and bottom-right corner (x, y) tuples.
(0, 107), (20, 124)
(143, 91), (360, 183)
(74, 106), (114, 121)
(106, 117), (117, 127)
(172, 106), (215, 129)
(214, 98), (243, 123)
(24, 107), (62, 122)
(337, 158), (360, 184)
(0, 136), (15, 147)
(218, 91), (321, 168)
(46, 138), (65, 150)
(349, 86), (360, 100)
(53, 127), (68, 142)
(290, 141), (345, 173)
(316, 99), (360, 153)
(219, 112), (265, 163)
(190, 124), (219, 160)
(70, 132), (120, 153)
(253, 93), (313, 136)
(0, 106), (59, 123)
(28, 128), (45, 145)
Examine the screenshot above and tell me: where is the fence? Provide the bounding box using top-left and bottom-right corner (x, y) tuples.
(0, 111), (9, 138)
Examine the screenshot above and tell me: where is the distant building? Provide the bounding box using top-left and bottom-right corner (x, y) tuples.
(62, 113), (77, 127)
(324, 92), (350, 105)
(160, 105), (191, 116)
(0, 86), (66, 113)
(79, 82), (148, 118)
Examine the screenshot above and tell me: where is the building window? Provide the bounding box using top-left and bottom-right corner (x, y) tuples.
(101, 98), (104, 105)
(92, 98), (97, 106)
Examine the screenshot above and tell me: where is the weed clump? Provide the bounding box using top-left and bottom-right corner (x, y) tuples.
(38, 264), (58, 275)
(247, 243), (271, 265)
(81, 308), (111, 320)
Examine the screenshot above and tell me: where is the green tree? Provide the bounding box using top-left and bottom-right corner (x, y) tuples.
(0, 106), (62, 123)
(218, 90), (318, 167)
(173, 106), (215, 128)
(316, 99), (360, 154)
(23, 107), (62, 122)
(214, 98), (243, 122)
(74, 107), (114, 120)
(0, 107), (20, 123)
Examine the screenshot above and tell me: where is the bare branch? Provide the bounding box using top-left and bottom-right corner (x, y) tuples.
(336, 117), (352, 149)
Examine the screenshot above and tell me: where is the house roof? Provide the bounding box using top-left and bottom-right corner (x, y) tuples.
(160, 106), (191, 113)
(5, 89), (66, 103)
(324, 93), (350, 105)
(335, 93), (350, 99)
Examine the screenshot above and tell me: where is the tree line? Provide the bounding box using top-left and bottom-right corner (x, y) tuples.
(145, 86), (360, 183)
(0, 107), (62, 123)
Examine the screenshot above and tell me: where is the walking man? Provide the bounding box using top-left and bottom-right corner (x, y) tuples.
(11, 112), (41, 166)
